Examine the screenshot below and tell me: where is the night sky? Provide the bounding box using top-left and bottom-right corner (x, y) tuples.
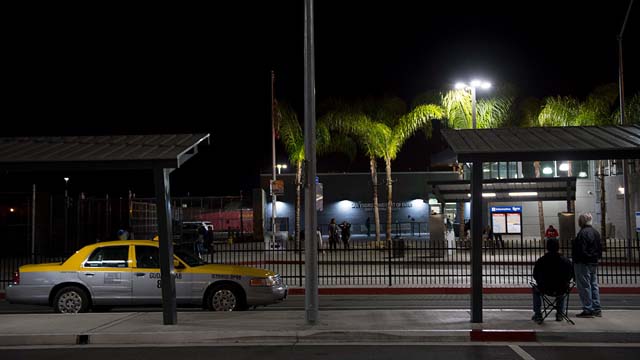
(3, 1), (639, 197)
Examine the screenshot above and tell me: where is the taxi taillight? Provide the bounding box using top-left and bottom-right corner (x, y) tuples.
(12, 271), (19, 285)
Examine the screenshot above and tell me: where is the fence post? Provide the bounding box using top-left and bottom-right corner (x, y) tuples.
(388, 239), (392, 286)
(299, 243), (303, 287)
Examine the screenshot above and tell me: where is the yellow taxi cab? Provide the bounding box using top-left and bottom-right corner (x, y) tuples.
(6, 239), (287, 313)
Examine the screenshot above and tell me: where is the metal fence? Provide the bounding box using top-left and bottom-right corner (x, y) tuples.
(2, 237), (639, 291)
(202, 236), (640, 288)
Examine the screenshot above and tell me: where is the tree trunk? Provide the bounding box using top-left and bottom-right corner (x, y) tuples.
(385, 158), (393, 243)
(534, 161), (545, 239)
(599, 160), (607, 239)
(370, 157), (381, 243)
(295, 160), (302, 248)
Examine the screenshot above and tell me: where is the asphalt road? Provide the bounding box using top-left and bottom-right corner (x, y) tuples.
(1, 344), (640, 360)
(1, 294), (639, 314)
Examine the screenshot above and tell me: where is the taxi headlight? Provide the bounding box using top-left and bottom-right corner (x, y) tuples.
(250, 276), (276, 287)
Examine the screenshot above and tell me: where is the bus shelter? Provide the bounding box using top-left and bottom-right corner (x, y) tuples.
(441, 125), (640, 322)
(0, 134), (210, 325)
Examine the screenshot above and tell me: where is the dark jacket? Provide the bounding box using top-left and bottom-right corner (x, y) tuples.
(533, 253), (573, 295)
(571, 225), (602, 264)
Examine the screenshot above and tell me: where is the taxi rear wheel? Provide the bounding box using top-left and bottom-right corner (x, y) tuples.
(207, 284), (246, 311)
(53, 286), (90, 313)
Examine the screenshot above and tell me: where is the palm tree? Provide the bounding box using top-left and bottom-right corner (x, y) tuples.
(440, 88), (515, 239)
(535, 96), (580, 237)
(276, 102), (356, 246)
(627, 93), (640, 124)
(323, 97), (444, 242)
(537, 84), (620, 239)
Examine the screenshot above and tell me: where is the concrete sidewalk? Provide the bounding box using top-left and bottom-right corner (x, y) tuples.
(1, 309), (639, 346)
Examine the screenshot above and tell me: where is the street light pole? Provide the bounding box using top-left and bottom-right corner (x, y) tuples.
(271, 71), (277, 249)
(455, 80), (490, 129)
(471, 86), (477, 129)
(617, 0), (635, 252)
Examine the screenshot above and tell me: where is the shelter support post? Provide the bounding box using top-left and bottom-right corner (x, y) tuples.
(154, 166), (177, 325)
(470, 161), (483, 323)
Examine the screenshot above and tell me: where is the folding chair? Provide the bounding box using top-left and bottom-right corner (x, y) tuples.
(529, 279), (576, 325)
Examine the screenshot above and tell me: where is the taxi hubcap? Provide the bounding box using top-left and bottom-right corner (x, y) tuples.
(212, 289), (236, 311)
(58, 291), (82, 313)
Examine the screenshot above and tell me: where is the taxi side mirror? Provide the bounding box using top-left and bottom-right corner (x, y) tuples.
(173, 259), (182, 268)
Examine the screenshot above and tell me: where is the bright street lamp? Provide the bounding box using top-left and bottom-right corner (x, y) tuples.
(454, 79), (492, 129)
(276, 164), (288, 175)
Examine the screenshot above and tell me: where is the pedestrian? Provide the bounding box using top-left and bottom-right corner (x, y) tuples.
(531, 238), (573, 324)
(494, 226), (505, 249)
(572, 213), (602, 318)
(328, 218), (339, 250)
(195, 224), (206, 259)
(545, 225), (559, 239)
(316, 227), (325, 254)
(339, 220), (351, 249)
(206, 225), (215, 253)
(365, 217), (371, 238)
(117, 228), (129, 240)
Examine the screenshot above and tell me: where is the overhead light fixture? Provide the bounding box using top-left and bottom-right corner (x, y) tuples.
(467, 193), (497, 197)
(559, 163), (569, 171)
(543, 167), (553, 175)
(483, 168), (490, 172)
(9, 208), (15, 213)
(509, 192), (538, 197)
(578, 171), (587, 178)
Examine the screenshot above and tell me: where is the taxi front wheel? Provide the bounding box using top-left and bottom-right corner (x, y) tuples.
(53, 286), (90, 313)
(207, 284), (246, 311)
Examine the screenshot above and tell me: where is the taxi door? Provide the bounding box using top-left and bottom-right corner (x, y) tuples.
(131, 245), (190, 305)
(80, 244), (132, 305)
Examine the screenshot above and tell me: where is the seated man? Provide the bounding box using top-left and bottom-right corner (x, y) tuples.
(531, 238), (573, 324)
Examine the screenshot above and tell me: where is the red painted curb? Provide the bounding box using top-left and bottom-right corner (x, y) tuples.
(286, 287), (640, 295)
(470, 329), (536, 342)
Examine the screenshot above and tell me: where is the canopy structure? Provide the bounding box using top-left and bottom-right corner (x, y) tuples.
(0, 134), (210, 325)
(440, 125), (640, 323)
(441, 125), (640, 162)
(0, 134), (208, 170)
(429, 177), (576, 203)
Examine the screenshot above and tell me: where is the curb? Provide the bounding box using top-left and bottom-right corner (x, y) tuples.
(287, 287), (640, 295)
(2, 330), (640, 346)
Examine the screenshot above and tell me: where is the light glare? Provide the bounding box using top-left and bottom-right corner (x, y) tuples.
(455, 82), (465, 89)
(509, 192), (538, 197)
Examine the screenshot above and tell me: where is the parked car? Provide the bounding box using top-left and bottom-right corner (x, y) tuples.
(6, 239), (287, 313)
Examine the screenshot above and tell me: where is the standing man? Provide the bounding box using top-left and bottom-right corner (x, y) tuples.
(572, 213), (603, 318)
(365, 217), (371, 238)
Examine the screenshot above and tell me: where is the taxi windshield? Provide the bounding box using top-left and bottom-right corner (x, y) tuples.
(174, 245), (206, 267)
